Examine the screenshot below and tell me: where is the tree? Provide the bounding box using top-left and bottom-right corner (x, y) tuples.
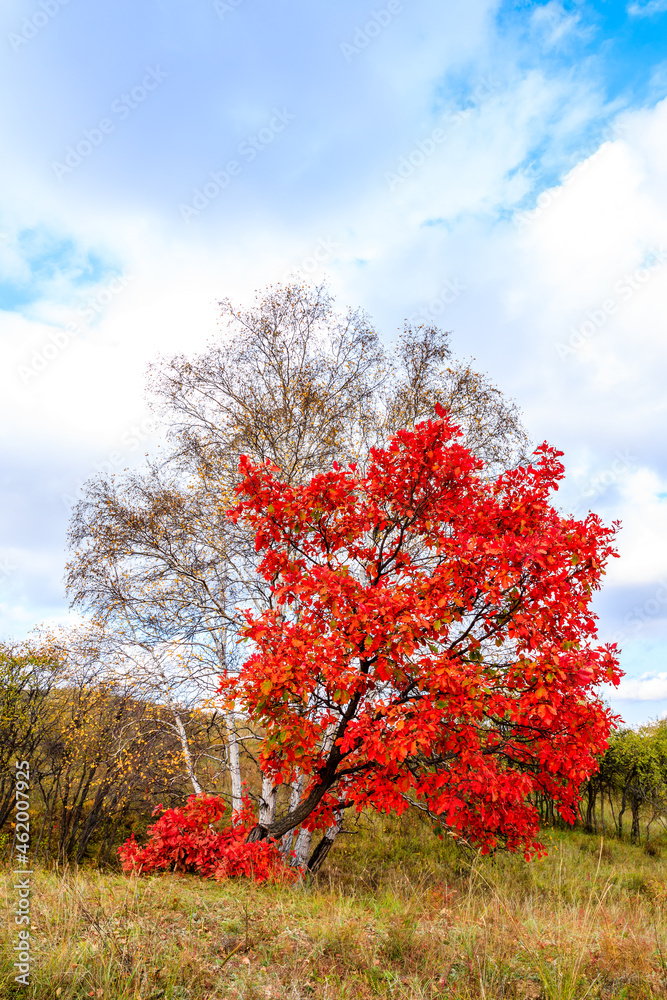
(66, 282), (529, 838)
(605, 722), (667, 844)
(151, 282), (528, 483)
(221, 408), (621, 859)
(0, 640), (64, 831)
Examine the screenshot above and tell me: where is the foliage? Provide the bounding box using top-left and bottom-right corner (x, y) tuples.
(223, 407), (622, 857)
(118, 794), (293, 883)
(0, 639), (64, 831)
(604, 720), (667, 843)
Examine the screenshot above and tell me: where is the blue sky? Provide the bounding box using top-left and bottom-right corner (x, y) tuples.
(1, 0), (667, 724)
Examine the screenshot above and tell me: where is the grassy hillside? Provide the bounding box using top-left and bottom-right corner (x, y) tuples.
(2, 814), (667, 999)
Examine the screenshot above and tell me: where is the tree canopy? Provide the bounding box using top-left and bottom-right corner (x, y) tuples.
(66, 283), (528, 652)
(224, 407), (621, 858)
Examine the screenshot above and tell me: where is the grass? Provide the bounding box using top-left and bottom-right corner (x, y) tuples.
(2, 814), (667, 999)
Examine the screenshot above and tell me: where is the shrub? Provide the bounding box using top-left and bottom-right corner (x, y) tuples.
(118, 794), (293, 883)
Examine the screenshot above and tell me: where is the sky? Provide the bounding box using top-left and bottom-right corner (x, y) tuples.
(1, 0), (667, 725)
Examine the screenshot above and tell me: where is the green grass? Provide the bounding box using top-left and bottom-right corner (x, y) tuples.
(2, 815), (667, 999)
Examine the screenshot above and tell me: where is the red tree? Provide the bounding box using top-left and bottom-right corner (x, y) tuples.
(221, 408), (621, 858)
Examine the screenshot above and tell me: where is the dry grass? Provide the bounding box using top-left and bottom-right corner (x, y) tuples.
(2, 815), (667, 999)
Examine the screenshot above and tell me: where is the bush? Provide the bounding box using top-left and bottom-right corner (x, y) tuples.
(118, 794), (294, 884)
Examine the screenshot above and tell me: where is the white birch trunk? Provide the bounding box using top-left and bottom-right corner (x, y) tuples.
(280, 773), (304, 856)
(259, 774), (277, 828)
(293, 824), (313, 869)
(288, 773), (304, 814)
(290, 727), (337, 868)
(216, 631), (244, 818)
(173, 711), (202, 795)
(226, 709), (243, 816)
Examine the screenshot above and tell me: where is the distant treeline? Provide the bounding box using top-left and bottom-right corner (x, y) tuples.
(531, 718), (667, 845)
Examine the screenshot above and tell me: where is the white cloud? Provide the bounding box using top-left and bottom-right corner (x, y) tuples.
(610, 672), (667, 701)
(601, 471), (667, 587)
(627, 0), (667, 17)
(530, 2), (592, 48)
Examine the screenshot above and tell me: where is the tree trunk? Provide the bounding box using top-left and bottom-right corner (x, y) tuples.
(630, 791), (641, 846)
(308, 810), (343, 874)
(293, 824), (313, 869)
(74, 781), (114, 863)
(246, 749), (341, 843)
(212, 631), (242, 812)
(281, 773), (304, 857)
(584, 779), (597, 834)
(608, 786), (617, 830)
(174, 711), (202, 795)
(45, 773), (61, 861)
(259, 775), (277, 828)
(245, 691), (366, 844)
(0, 786), (18, 831)
(226, 709), (243, 816)
(618, 768), (636, 840)
(64, 766), (98, 860)
(32, 796), (50, 864)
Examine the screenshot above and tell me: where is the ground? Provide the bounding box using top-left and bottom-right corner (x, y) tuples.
(2, 813), (667, 999)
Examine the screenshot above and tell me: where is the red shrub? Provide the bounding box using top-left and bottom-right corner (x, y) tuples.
(118, 794), (293, 884)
